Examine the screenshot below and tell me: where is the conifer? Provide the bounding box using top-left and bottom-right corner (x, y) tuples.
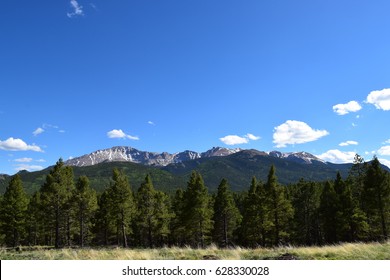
(319, 181), (338, 243)
(74, 176), (97, 247)
(362, 157), (390, 240)
(40, 159), (75, 248)
(136, 174), (157, 247)
(0, 174), (28, 247)
(240, 177), (265, 246)
(106, 168), (135, 247)
(212, 178), (241, 247)
(265, 165), (293, 245)
(182, 171), (213, 247)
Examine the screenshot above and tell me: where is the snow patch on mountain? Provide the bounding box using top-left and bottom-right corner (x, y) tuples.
(267, 151), (324, 164)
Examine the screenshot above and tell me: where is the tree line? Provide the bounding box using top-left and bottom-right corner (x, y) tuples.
(0, 155), (389, 248)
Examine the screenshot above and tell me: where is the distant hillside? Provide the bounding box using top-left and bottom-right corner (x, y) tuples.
(0, 162), (185, 195)
(1, 149), (379, 195)
(162, 150), (354, 191)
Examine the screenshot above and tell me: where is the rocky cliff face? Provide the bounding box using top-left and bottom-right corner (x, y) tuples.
(65, 145), (324, 168)
(268, 151), (324, 164)
(64, 146), (242, 167)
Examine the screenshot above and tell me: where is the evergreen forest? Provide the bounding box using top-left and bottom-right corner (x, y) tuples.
(0, 154), (389, 249)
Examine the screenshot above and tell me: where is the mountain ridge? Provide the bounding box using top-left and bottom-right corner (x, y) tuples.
(1, 147), (389, 195)
(64, 146), (323, 167)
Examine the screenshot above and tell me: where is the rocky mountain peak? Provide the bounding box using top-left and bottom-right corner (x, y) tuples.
(201, 147), (242, 157)
(64, 146), (324, 168)
(268, 151), (324, 164)
(64, 146), (242, 168)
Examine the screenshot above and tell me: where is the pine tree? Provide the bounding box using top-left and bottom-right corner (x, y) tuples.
(106, 168), (135, 247)
(349, 154), (367, 202)
(182, 171), (213, 247)
(319, 181), (338, 243)
(94, 190), (114, 245)
(290, 179), (321, 245)
(171, 188), (186, 246)
(264, 165), (293, 246)
(240, 177), (269, 247)
(334, 172), (345, 196)
(333, 172), (345, 240)
(136, 174), (157, 247)
(0, 174), (29, 247)
(240, 177), (260, 246)
(40, 159), (75, 248)
(339, 180), (368, 241)
(212, 178), (241, 247)
(362, 157), (390, 240)
(74, 176), (97, 247)
(153, 190), (172, 247)
(25, 191), (43, 245)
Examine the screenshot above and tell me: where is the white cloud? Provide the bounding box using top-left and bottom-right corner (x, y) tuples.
(42, 124), (59, 129)
(219, 133), (260, 145)
(126, 135), (139, 140)
(0, 138), (43, 152)
(33, 127), (44, 136)
(14, 158), (33, 163)
(107, 129), (126, 138)
(148, 121), (155, 126)
(245, 133), (261, 141)
(366, 88), (390, 110)
(35, 159), (46, 162)
(67, 0), (84, 18)
(339, 140), (358, 147)
(378, 145), (390, 156)
(378, 158), (390, 168)
(220, 135), (249, 145)
(107, 129), (139, 140)
(317, 149), (356, 164)
(332, 101), (362, 115)
(383, 139), (390, 144)
(14, 164), (44, 172)
(34, 124), (63, 135)
(273, 120), (329, 148)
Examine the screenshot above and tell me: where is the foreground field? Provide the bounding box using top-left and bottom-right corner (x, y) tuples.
(1, 241), (389, 260)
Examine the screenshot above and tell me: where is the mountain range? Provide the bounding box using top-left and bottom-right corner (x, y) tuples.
(1, 146), (385, 195)
(64, 146), (243, 167)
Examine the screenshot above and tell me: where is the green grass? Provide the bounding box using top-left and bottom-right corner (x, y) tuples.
(1, 241), (389, 260)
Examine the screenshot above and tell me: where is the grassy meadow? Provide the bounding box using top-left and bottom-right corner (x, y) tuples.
(1, 241), (389, 260)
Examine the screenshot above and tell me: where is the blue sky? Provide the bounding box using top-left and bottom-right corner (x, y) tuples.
(1, 0), (390, 174)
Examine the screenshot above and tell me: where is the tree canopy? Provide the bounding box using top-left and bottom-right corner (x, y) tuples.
(1, 154), (389, 248)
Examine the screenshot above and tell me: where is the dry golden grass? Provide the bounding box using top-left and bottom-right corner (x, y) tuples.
(1, 241), (389, 260)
